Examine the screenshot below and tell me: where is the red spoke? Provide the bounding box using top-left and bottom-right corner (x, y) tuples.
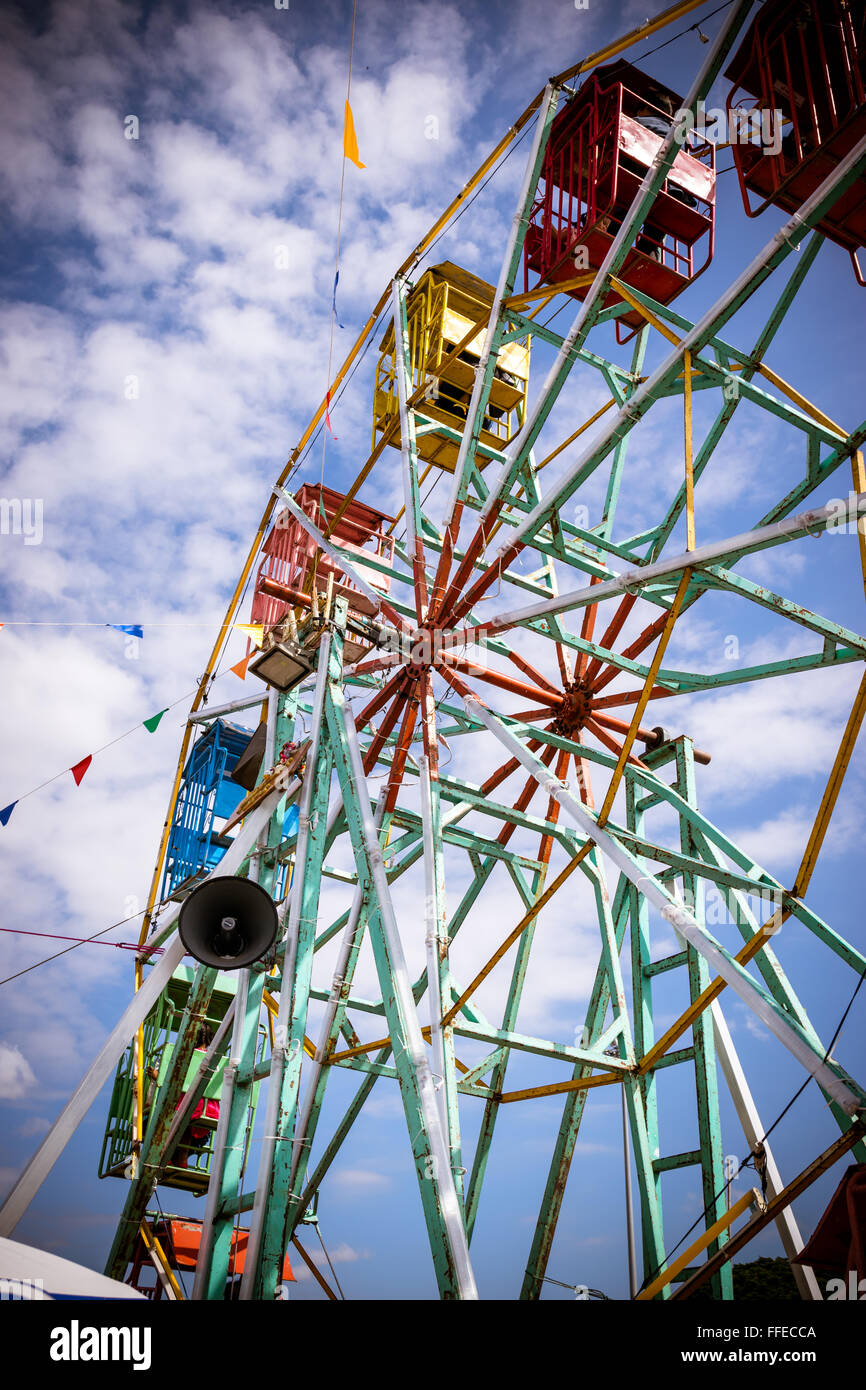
(439, 650), (563, 706)
(575, 732), (595, 811)
(496, 743), (556, 848)
(590, 609), (671, 694)
(384, 686), (420, 814)
(505, 705), (556, 722)
(504, 649), (561, 699)
(574, 577), (602, 681)
(583, 592), (638, 687)
(592, 685), (676, 711)
(363, 681), (410, 775)
(555, 641), (573, 687)
(592, 710), (658, 743)
(537, 749), (570, 868)
(356, 668), (408, 729)
(585, 717), (649, 770)
(428, 501), (464, 625)
(480, 736), (545, 797)
(442, 532), (525, 629)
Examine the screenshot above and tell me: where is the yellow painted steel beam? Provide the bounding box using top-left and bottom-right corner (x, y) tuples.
(290, 1236), (338, 1300)
(792, 668), (866, 899)
(684, 348), (696, 551)
(536, 399), (618, 472)
(326, 1025), (474, 1076)
(498, 1071), (624, 1104)
(504, 273), (596, 311)
(635, 1188), (762, 1301)
(754, 362), (848, 439)
(139, 1220), (185, 1300)
(673, 1121), (866, 1298)
(609, 276), (681, 347)
(554, 0), (712, 85)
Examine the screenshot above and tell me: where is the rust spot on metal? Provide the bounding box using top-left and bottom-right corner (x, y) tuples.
(551, 678), (593, 738)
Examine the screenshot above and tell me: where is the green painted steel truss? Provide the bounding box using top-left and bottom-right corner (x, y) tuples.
(4, 0), (866, 1304)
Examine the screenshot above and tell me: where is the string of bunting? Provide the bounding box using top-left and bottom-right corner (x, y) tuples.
(0, 624), (268, 828)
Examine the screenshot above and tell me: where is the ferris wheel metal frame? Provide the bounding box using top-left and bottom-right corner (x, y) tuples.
(3, 0), (866, 1303)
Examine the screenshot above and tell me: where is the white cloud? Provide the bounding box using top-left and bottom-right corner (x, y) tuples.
(332, 1168), (392, 1190)
(0, 1043), (38, 1099)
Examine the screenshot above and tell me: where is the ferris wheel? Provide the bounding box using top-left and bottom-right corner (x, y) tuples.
(3, 0), (866, 1302)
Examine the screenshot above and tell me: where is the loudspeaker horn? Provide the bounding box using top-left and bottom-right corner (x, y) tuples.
(178, 876), (278, 970)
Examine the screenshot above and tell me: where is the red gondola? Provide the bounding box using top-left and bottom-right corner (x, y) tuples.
(523, 59), (716, 340)
(251, 483), (395, 634)
(725, 0), (866, 281)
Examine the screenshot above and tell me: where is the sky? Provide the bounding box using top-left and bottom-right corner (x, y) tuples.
(0, 0), (865, 1301)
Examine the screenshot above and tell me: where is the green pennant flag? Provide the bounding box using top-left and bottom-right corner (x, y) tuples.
(143, 709), (168, 734)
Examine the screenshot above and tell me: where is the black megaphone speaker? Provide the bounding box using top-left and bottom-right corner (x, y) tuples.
(178, 876), (278, 970)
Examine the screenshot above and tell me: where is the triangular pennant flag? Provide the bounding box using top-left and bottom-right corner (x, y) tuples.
(107, 624), (143, 639)
(282, 803), (300, 839)
(235, 624), (264, 648)
(332, 270), (346, 329)
(0, 802), (17, 827)
(343, 99), (365, 169)
(231, 654), (251, 681)
(70, 755), (92, 787)
(325, 390), (338, 440)
(142, 709), (168, 734)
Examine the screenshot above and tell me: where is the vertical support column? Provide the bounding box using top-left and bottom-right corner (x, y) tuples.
(626, 773), (664, 1283)
(392, 276), (430, 622)
(599, 328), (649, 541)
(192, 965), (253, 1299)
(419, 751), (463, 1199)
(443, 80), (562, 527)
(520, 866), (665, 1298)
(242, 622), (338, 1299)
(325, 685), (477, 1298)
(192, 687), (298, 1300)
(674, 738), (732, 1300)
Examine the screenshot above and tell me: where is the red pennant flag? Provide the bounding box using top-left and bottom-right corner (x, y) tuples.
(325, 390), (338, 440)
(70, 755), (92, 786)
(231, 654), (251, 681)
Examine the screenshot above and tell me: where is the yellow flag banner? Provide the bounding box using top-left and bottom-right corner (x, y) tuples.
(235, 624), (264, 647)
(343, 100), (365, 169)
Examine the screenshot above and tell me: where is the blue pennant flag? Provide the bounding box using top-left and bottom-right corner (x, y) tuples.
(282, 803), (300, 839)
(107, 624), (143, 639)
(0, 802), (17, 827)
(332, 270), (346, 330)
